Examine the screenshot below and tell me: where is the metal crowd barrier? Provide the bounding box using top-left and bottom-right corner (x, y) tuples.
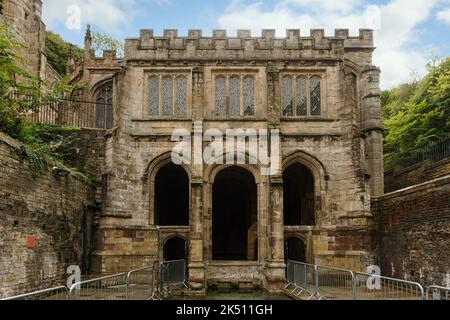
(68, 273), (128, 300)
(126, 266), (157, 300)
(160, 259), (188, 292)
(1, 286), (69, 301)
(354, 272), (424, 300)
(316, 265), (355, 300)
(285, 260), (319, 299)
(285, 261), (428, 300)
(426, 285), (450, 300)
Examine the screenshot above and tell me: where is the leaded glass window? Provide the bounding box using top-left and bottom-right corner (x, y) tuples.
(162, 76), (173, 116)
(148, 73), (189, 118)
(229, 76), (241, 117)
(296, 77), (307, 116)
(243, 76), (255, 116)
(175, 76), (187, 117)
(96, 85), (113, 129)
(282, 76), (293, 116)
(310, 76), (321, 116)
(148, 76), (160, 116)
(215, 76), (227, 117)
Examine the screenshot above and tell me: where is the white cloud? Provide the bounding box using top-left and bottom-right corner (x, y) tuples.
(217, 0), (439, 89)
(42, 0), (144, 36)
(437, 8), (450, 24)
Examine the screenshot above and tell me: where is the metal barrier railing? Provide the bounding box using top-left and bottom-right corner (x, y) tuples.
(316, 265), (355, 300)
(68, 273), (128, 300)
(354, 272), (424, 300)
(160, 259), (188, 292)
(1, 286), (69, 301)
(126, 266), (157, 300)
(285, 261), (428, 300)
(285, 260), (319, 299)
(426, 285), (450, 300)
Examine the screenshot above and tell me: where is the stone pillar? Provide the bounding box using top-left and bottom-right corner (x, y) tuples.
(266, 176), (286, 291)
(361, 66), (384, 196)
(188, 178), (205, 291)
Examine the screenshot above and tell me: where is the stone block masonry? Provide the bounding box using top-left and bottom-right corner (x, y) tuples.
(372, 175), (450, 287)
(0, 133), (96, 298)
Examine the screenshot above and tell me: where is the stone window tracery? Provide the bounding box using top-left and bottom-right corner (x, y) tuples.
(147, 73), (189, 117)
(282, 74), (323, 117)
(96, 85), (113, 129)
(214, 74), (256, 118)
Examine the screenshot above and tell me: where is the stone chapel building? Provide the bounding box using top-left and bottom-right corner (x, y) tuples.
(73, 27), (384, 291)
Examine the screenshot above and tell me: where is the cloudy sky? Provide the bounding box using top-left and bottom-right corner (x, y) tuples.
(42, 0), (450, 89)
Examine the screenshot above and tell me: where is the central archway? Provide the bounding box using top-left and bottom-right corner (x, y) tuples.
(212, 166), (257, 261)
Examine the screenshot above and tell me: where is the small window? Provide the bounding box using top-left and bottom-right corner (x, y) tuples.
(243, 76), (255, 116)
(175, 76), (188, 117)
(148, 76), (160, 116)
(310, 76), (321, 116)
(282, 76), (293, 117)
(215, 76), (227, 117)
(96, 86), (113, 129)
(162, 76), (173, 116)
(296, 77), (307, 116)
(229, 76), (241, 117)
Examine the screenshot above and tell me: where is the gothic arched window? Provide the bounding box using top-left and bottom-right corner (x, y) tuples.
(229, 76), (241, 117)
(282, 76), (293, 117)
(148, 76), (160, 116)
(148, 73), (189, 117)
(162, 76), (173, 116)
(296, 77), (308, 116)
(175, 76), (188, 117)
(215, 74), (256, 118)
(281, 74), (322, 117)
(243, 75), (255, 116)
(310, 76), (321, 116)
(96, 85), (113, 129)
(215, 76), (227, 117)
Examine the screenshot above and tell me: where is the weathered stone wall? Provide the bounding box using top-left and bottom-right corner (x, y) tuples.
(384, 158), (450, 193)
(372, 175), (450, 286)
(0, 133), (96, 298)
(93, 28), (382, 290)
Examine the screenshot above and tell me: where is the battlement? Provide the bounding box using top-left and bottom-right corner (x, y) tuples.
(124, 28), (374, 61)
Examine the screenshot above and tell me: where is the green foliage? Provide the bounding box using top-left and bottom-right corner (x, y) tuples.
(0, 24), (86, 174)
(0, 23), (40, 138)
(382, 58), (450, 159)
(92, 31), (124, 57)
(44, 31), (83, 76)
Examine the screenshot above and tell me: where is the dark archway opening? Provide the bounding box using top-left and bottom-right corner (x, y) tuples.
(163, 237), (187, 261)
(283, 163), (315, 226)
(155, 163), (189, 226)
(285, 237), (306, 262)
(212, 166), (257, 261)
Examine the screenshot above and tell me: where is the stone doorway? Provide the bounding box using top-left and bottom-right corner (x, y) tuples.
(212, 166), (257, 261)
(285, 237), (306, 262)
(163, 236), (188, 261)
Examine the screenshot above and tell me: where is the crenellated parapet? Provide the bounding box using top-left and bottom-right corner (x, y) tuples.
(124, 29), (374, 61)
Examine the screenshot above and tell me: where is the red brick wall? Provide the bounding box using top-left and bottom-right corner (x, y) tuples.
(384, 158), (450, 193)
(372, 175), (450, 286)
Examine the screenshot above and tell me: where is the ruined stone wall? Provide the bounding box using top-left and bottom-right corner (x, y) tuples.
(0, 133), (96, 298)
(384, 158), (450, 193)
(372, 175), (450, 287)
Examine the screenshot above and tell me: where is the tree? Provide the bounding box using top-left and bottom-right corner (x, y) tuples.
(44, 31), (83, 76)
(382, 58), (450, 158)
(91, 31), (124, 58)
